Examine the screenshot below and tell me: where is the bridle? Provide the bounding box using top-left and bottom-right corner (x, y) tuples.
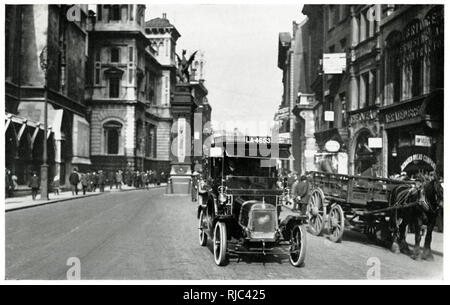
(418, 179), (443, 214)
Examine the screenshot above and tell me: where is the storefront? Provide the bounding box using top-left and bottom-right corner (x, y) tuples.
(380, 90), (443, 178)
(348, 107), (383, 177)
(313, 128), (348, 175)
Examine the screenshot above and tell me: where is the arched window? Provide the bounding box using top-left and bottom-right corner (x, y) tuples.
(385, 31), (402, 104)
(103, 121), (122, 155)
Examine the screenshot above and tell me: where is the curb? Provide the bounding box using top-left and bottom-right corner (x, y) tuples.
(5, 185), (167, 213)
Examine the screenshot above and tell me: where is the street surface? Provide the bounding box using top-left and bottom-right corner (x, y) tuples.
(6, 188), (443, 280)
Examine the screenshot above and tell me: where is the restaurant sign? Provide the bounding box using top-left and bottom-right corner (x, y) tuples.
(400, 154), (436, 172)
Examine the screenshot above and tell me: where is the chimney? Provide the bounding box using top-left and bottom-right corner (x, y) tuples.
(162, 13), (167, 19)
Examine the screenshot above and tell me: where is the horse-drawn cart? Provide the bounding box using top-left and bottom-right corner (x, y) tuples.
(305, 171), (417, 243)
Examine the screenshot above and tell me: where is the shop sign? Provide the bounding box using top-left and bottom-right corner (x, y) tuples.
(349, 109), (378, 125)
(323, 53), (346, 74)
(400, 154), (436, 172)
(324, 111), (335, 122)
(415, 135), (432, 147)
(368, 138), (383, 148)
(384, 104), (421, 125)
(324, 140), (340, 153)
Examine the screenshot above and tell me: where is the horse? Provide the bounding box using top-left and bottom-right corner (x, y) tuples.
(390, 176), (443, 261)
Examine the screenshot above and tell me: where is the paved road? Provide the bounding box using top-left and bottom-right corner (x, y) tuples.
(6, 188), (443, 280)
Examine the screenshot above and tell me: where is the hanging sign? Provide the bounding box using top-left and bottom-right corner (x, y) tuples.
(368, 138), (383, 148)
(324, 140), (340, 153)
(323, 53), (346, 74)
(415, 135), (432, 147)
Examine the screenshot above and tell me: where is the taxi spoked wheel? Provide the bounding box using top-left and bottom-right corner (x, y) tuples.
(213, 221), (227, 266)
(198, 210), (207, 246)
(289, 225), (306, 267)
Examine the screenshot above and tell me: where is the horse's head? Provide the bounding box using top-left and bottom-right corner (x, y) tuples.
(419, 178), (443, 212)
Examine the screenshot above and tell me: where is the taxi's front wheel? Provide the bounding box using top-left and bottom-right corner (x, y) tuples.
(289, 225), (306, 267)
(213, 221), (227, 266)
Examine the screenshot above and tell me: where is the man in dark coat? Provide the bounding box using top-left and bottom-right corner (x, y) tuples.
(80, 173), (89, 195)
(98, 170), (106, 192)
(115, 170), (123, 190)
(292, 175), (310, 214)
(29, 172), (40, 200)
(92, 172), (99, 192)
(69, 168), (80, 196)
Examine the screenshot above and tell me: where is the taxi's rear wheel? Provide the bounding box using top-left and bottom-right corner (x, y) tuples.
(213, 221), (227, 266)
(198, 210), (207, 246)
(289, 225), (306, 267)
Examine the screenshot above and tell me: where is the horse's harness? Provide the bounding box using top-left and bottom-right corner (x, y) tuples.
(417, 181), (442, 214)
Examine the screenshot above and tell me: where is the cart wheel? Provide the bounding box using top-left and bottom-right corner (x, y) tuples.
(328, 204), (345, 243)
(307, 189), (326, 236)
(289, 225), (307, 267)
(198, 210), (207, 246)
(213, 221), (227, 266)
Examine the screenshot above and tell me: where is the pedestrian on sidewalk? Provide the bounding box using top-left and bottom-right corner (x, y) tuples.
(52, 175), (60, 196)
(80, 173), (89, 195)
(115, 170), (123, 190)
(98, 170), (105, 192)
(69, 168), (80, 196)
(145, 171), (151, 190)
(29, 172), (40, 200)
(5, 168), (14, 198)
(108, 170), (115, 190)
(92, 172), (99, 192)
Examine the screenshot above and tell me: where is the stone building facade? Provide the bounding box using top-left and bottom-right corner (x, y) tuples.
(86, 5), (167, 173)
(276, 4), (443, 178)
(5, 4), (90, 187)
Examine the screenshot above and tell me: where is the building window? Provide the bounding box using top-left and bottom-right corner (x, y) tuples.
(425, 6), (444, 90)
(128, 46), (133, 62)
(146, 125), (157, 158)
(111, 48), (120, 63)
(111, 5), (121, 21)
(103, 121), (122, 155)
(95, 66), (101, 84)
(404, 20), (423, 98)
(109, 77), (120, 98)
(385, 31), (402, 104)
(97, 5), (102, 21)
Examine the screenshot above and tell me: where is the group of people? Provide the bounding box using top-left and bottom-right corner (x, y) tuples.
(68, 168), (168, 196)
(5, 168), (18, 198)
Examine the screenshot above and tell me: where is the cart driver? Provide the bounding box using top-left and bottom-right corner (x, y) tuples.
(292, 175), (310, 214)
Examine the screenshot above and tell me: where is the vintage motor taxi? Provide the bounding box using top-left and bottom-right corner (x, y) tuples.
(196, 136), (307, 267)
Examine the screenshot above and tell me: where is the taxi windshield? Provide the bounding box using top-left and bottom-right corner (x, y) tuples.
(224, 157), (277, 177)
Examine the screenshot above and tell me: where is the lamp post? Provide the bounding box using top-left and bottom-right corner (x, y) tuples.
(39, 46), (49, 200)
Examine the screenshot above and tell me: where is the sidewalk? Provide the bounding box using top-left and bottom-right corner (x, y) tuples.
(5, 183), (167, 212)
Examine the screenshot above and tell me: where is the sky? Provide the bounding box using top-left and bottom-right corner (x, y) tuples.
(147, 5), (305, 136)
